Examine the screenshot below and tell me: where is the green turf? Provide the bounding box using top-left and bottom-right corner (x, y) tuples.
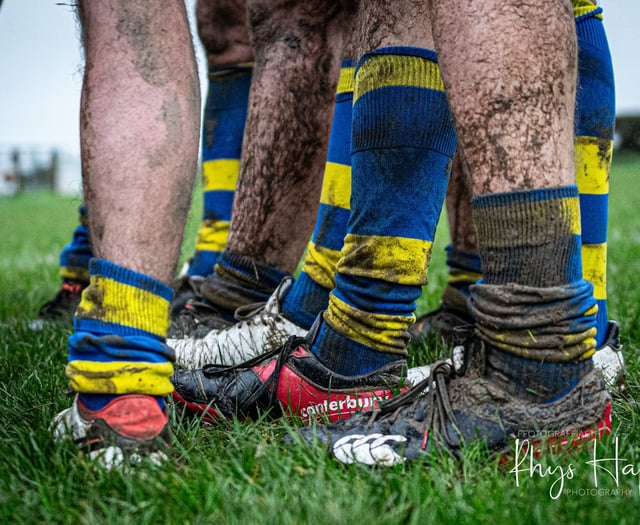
(1, 154), (639, 524)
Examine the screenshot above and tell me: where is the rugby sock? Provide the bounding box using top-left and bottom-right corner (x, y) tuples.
(439, 245), (482, 315)
(197, 251), (288, 322)
(438, 2), (614, 350)
(188, 65), (252, 277)
(469, 186), (598, 401)
(311, 47), (457, 376)
(67, 259), (174, 410)
(574, 1), (614, 347)
(59, 205), (92, 284)
(281, 59), (355, 329)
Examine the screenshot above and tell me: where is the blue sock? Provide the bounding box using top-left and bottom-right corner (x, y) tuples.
(59, 205), (92, 283)
(574, 5), (614, 347)
(312, 47), (456, 375)
(68, 259), (174, 411)
(281, 59), (355, 329)
(199, 251), (289, 320)
(189, 65), (252, 277)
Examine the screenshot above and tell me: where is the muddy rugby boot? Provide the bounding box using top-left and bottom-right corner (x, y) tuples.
(171, 321), (410, 424)
(52, 394), (170, 469)
(30, 279), (86, 330)
(292, 330), (612, 466)
(169, 277), (307, 368)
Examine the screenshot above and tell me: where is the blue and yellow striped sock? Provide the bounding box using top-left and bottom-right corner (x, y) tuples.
(573, 1), (614, 347)
(311, 47), (457, 376)
(188, 65), (252, 277)
(281, 59), (354, 330)
(198, 251), (288, 321)
(59, 205), (92, 284)
(471, 187), (597, 357)
(440, 245), (482, 314)
(67, 259), (174, 411)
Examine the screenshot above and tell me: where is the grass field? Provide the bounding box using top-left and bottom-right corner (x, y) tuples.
(1, 153), (639, 524)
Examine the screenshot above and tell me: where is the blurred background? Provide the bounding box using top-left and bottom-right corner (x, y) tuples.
(0, 0), (638, 196)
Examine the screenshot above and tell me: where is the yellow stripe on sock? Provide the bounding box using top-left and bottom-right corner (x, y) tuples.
(483, 326), (597, 361)
(302, 241), (342, 290)
(563, 195), (582, 236)
(60, 266), (89, 282)
(475, 195), (581, 245)
(195, 220), (230, 252)
(202, 159), (240, 192)
(325, 294), (412, 354)
(338, 234), (432, 286)
(575, 137), (612, 195)
(582, 243), (607, 300)
(76, 277), (170, 338)
(337, 66), (355, 94)
(66, 360), (174, 396)
(448, 270), (482, 285)
(354, 54), (445, 103)
(320, 162), (351, 209)
(573, 0), (602, 19)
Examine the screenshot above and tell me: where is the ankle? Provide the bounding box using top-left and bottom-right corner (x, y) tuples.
(484, 343), (594, 403)
(79, 393), (165, 411)
(310, 321), (405, 376)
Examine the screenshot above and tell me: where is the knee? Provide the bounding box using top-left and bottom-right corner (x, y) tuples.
(246, 0), (344, 54)
(196, 0), (254, 66)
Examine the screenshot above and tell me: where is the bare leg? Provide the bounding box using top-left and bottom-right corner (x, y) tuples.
(227, 0), (346, 272)
(181, 0), (348, 321)
(445, 151), (476, 254)
(431, 0), (575, 195)
(168, 4), (357, 360)
(412, 2), (620, 363)
(52, 0), (201, 467)
(78, 0), (200, 281)
(196, 0), (253, 67)
(433, 0), (602, 372)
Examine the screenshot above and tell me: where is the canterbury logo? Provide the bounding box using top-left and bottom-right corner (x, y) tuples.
(300, 395), (390, 419)
(332, 433), (406, 466)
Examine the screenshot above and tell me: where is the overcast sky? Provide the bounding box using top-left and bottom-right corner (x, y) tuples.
(0, 0), (638, 156)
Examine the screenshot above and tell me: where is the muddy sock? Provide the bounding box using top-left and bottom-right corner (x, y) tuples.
(484, 343), (594, 403)
(189, 65), (252, 277)
(470, 186), (598, 398)
(68, 259), (174, 411)
(440, 245), (481, 315)
(282, 59), (354, 329)
(198, 250), (288, 321)
(312, 47), (456, 375)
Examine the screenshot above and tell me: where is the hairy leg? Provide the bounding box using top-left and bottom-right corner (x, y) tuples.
(197, 0), (253, 67)
(78, 0), (200, 282)
(52, 0), (201, 465)
(227, 0), (346, 273)
(186, 0), (254, 278)
(350, 0), (434, 54)
(432, 0), (600, 364)
(445, 151), (477, 253)
(431, 0), (576, 195)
